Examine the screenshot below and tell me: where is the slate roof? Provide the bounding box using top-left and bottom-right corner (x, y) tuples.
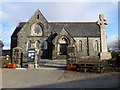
(12, 22), (100, 38)
(49, 22), (100, 37)
(11, 22), (26, 37)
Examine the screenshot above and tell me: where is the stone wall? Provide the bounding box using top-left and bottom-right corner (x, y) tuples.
(74, 37), (100, 59)
(89, 37), (100, 59)
(2, 55), (11, 67)
(75, 37), (87, 57)
(18, 10), (53, 61)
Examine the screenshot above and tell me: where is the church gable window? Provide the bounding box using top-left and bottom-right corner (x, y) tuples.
(35, 40), (40, 49)
(94, 40), (98, 51)
(37, 14), (39, 19)
(34, 26), (41, 34)
(79, 40), (82, 51)
(44, 41), (48, 49)
(31, 23), (43, 36)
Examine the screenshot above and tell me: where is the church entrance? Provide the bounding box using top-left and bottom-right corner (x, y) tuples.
(57, 36), (70, 59)
(60, 44), (68, 55)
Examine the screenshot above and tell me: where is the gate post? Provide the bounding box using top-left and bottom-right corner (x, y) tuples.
(34, 49), (40, 69)
(12, 47), (23, 68)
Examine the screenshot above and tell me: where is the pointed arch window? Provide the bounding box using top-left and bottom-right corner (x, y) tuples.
(79, 40), (82, 51)
(94, 40), (98, 51)
(34, 26), (42, 34)
(31, 23), (43, 36)
(44, 41), (48, 49)
(36, 41), (40, 49)
(27, 41), (31, 50)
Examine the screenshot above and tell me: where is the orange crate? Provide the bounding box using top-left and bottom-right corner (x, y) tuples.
(7, 64), (17, 68)
(67, 65), (76, 70)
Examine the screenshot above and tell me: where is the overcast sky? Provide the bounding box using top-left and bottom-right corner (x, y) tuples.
(0, 1), (119, 49)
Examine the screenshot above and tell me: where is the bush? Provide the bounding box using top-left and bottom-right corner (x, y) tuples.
(111, 51), (120, 60)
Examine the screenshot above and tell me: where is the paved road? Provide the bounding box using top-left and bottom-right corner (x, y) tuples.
(2, 68), (64, 88)
(2, 68), (120, 88)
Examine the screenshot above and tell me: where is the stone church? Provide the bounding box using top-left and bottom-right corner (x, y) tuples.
(11, 9), (111, 67)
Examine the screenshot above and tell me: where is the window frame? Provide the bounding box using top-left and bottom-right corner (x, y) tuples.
(26, 40), (31, 50)
(79, 40), (82, 51)
(94, 40), (98, 51)
(31, 23), (43, 36)
(35, 40), (40, 49)
(43, 41), (48, 50)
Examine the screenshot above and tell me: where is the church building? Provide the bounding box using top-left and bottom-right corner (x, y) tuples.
(11, 9), (111, 67)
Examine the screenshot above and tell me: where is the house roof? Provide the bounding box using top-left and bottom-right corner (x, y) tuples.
(11, 22), (26, 37)
(49, 22), (100, 37)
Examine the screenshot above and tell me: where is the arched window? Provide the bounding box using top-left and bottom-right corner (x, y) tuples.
(79, 40), (82, 51)
(34, 25), (42, 34)
(44, 41), (47, 49)
(94, 40), (98, 51)
(36, 41), (40, 49)
(27, 41), (31, 49)
(31, 23), (43, 36)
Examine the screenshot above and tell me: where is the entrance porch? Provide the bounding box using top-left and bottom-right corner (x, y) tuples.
(56, 36), (70, 59)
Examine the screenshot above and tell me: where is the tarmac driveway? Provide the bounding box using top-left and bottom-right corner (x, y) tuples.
(2, 68), (64, 88)
(2, 68), (120, 88)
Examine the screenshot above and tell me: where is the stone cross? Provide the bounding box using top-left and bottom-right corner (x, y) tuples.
(97, 14), (107, 29)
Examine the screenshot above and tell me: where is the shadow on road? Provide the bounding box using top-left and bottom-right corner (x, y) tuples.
(28, 73), (119, 88)
(2, 72), (120, 90)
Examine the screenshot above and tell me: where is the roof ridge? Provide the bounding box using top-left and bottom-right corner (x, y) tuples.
(18, 21), (97, 24)
(48, 22), (97, 24)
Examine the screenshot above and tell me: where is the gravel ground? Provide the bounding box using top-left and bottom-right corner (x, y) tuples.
(58, 70), (119, 82)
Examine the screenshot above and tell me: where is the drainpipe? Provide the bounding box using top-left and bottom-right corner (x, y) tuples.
(87, 37), (89, 56)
